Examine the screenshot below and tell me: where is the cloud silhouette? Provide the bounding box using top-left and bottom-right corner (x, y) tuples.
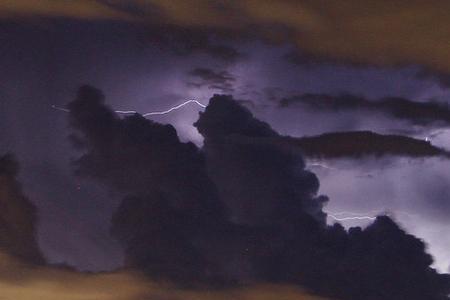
(279, 130), (450, 159)
(67, 87), (450, 300)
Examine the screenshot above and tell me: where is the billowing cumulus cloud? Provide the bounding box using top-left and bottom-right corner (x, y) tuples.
(194, 94), (328, 225)
(67, 87), (450, 300)
(0, 143), (324, 300)
(280, 93), (450, 128)
(0, 154), (44, 265)
(68, 85), (236, 285)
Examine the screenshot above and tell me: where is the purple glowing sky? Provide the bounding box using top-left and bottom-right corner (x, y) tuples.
(1, 19), (449, 275)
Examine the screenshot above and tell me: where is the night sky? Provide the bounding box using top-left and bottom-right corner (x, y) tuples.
(1, 1), (450, 299)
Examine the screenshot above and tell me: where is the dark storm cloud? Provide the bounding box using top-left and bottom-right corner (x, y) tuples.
(280, 93), (450, 127)
(194, 94), (328, 225)
(282, 131), (450, 159)
(145, 25), (244, 63)
(5, 1), (450, 72)
(90, 0), (248, 63)
(415, 68), (450, 89)
(187, 68), (236, 93)
(68, 85), (241, 285)
(67, 87), (450, 300)
(0, 154), (45, 265)
(283, 50), (369, 68)
(0, 145), (321, 300)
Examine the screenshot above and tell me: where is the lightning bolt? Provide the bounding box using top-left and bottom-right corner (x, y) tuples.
(52, 99), (206, 116)
(423, 129), (447, 142)
(326, 209), (421, 223)
(327, 214), (377, 221)
(116, 100), (206, 116)
(51, 105), (70, 112)
(330, 210), (380, 216)
(326, 210), (380, 222)
(52, 101), (420, 226)
(308, 162), (338, 170)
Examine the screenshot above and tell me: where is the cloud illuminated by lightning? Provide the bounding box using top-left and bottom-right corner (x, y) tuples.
(52, 99), (206, 117)
(424, 129), (447, 142)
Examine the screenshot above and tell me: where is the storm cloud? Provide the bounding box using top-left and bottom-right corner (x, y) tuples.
(282, 131), (450, 159)
(280, 93), (450, 127)
(67, 87), (450, 300)
(4, 1), (450, 73)
(2, 3), (450, 299)
(68, 85), (238, 285)
(144, 25), (244, 62)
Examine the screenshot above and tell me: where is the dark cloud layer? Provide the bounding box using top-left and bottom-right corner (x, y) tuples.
(280, 93), (450, 127)
(415, 68), (450, 89)
(4, 1), (450, 73)
(282, 131), (450, 159)
(0, 154), (44, 265)
(67, 87), (450, 300)
(283, 50), (369, 68)
(68, 86), (235, 285)
(142, 24), (245, 62)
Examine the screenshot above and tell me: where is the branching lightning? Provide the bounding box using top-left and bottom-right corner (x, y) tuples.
(52, 99), (206, 117)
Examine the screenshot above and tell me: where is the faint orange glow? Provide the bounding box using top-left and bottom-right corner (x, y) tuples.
(0, 0), (133, 21)
(2, 0), (447, 72)
(0, 252), (329, 300)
